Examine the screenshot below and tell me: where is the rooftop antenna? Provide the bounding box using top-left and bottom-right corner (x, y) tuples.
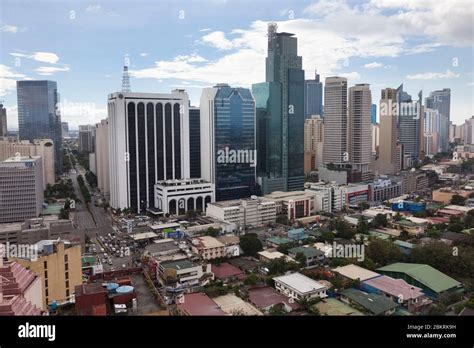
(122, 65), (131, 93)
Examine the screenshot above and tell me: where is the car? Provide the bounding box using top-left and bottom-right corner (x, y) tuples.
(108, 260), (113, 265)
(100, 248), (105, 252)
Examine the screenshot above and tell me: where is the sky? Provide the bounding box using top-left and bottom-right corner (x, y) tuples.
(1, 0), (473, 129)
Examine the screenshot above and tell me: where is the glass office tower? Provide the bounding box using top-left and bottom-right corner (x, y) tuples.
(253, 23), (305, 194)
(200, 84), (258, 201)
(17, 80), (62, 172)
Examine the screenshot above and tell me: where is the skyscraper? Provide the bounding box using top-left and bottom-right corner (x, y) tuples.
(0, 103), (7, 136)
(348, 84), (372, 176)
(17, 80), (62, 172)
(107, 90), (190, 213)
(200, 84), (258, 201)
(304, 70), (323, 118)
(396, 84), (424, 167)
(378, 88), (398, 174)
(95, 119), (110, 198)
(323, 76), (348, 166)
(425, 88), (450, 152)
(304, 115), (324, 173)
(189, 106), (201, 178)
(371, 104), (377, 124)
(252, 23), (305, 194)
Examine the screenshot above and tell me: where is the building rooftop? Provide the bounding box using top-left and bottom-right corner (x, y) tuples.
(376, 263), (462, 294)
(315, 298), (363, 316)
(273, 272), (327, 294)
(258, 250), (293, 262)
(362, 275), (424, 300)
(211, 263), (245, 280)
(248, 286), (299, 310)
(333, 264), (380, 281)
(288, 246), (324, 258)
(177, 293), (226, 316)
(340, 288), (398, 315)
(393, 240), (415, 249)
(160, 259), (195, 270)
(132, 232), (159, 241)
(213, 294), (262, 316)
(192, 236), (224, 249)
(266, 237), (293, 245)
(145, 239), (180, 254)
(216, 234), (240, 245)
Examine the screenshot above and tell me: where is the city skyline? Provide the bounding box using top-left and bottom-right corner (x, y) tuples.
(1, 0), (473, 129)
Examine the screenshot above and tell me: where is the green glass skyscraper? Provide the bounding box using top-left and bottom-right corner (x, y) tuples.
(252, 23), (305, 194)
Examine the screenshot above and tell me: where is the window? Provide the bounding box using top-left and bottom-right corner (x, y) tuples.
(43, 261), (47, 269)
(65, 280), (69, 289)
(65, 263), (68, 271)
(45, 279), (48, 288)
(64, 254), (68, 262)
(66, 289), (70, 297)
(44, 270), (48, 279)
(45, 289), (48, 297)
(65, 271), (69, 280)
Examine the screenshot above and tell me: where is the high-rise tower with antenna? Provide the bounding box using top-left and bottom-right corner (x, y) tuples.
(122, 65), (131, 93)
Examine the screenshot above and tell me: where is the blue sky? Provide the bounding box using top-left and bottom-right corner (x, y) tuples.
(1, 0), (473, 129)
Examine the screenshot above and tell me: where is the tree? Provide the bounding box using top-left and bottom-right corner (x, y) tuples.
(239, 233), (263, 256)
(206, 227), (219, 237)
(370, 214), (388, 228)
(366, 239), (402, 266)
(59, 208), (69, 220)
(450, 194), (466, 206)
(243, 273), (260, 286)
(356, 216), (369, 234)
(358, 201), (370, 211)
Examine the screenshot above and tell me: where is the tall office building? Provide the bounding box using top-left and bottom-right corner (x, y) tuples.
(252, 23), (305, 194)
(17, 80), (62, 172)
(0, 103), (7, 136)
(371, 104), (377, 124)
(425, 88), (450, 152)
(200, 84), (258, 201)
(0, 138), (55, 188)
(424, 108), (441, 157)
(0, 156), (43, 223)
(304, 70), (323, 119)
(378, 88), (398, 174)
(396, 84), (424, 167)
(94, 119), (110, 197)
(189, 106), (201, 178)
(107, 90), (190, 213)
(348, 84), (372, 176)
(61, 121), (69, 138)
(323, 76), (348, 166)
(78, 125), (95, 153)
(304, 116), (324, 173)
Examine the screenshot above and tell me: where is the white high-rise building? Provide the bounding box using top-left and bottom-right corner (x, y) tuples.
(348, 84), (372, 175)
(107, 90), (190, 213)
(323, 77), (348, 166)
(95, 119), (110, 198)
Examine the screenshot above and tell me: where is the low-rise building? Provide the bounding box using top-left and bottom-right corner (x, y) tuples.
(206, 197), (276, 228)
(262, 191), (315, 220)
(191, 236), (225, 260)
(158, 259), (213, 290)
(211, 262), (245, 282)
(248, 285), (299, 313)
(216, 234), (240, 257)
(361, 275), (432, 313)
(213, 294), (263, 316)
(154, 178), (215, 215)
(258, 250), (294, 263)
(376, 263), (463, 298)
(287, 246), (324, 267)
(176, 293), (225, 316)
(273, 272), (328, 300)
(332, 264), (380, 282)
(340, 288), (398, 315)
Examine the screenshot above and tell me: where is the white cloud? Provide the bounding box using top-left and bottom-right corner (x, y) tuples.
(59, 101), (107, 127)
(140, 53), (148, 57)
(339, 72), (361, 81)
(0, 65), (27, 96)
(35, 66), (70, 76)
(200, 28), (212, 32)
(201, 31), (237, 50)
(1, 24), (19, 33)
(10, 51), (60, 64)
(406, 69), (460, 80)
(364, 62), (383, 69)
(86, 4), (102, 13)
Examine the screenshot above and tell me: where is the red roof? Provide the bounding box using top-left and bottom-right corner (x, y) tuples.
(177, 293), (226, 316)
(427, 216), (449, 224)
(211, 263), (246, 280)
(248, 286), (299, 311)
(438, 209), (464, 216)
